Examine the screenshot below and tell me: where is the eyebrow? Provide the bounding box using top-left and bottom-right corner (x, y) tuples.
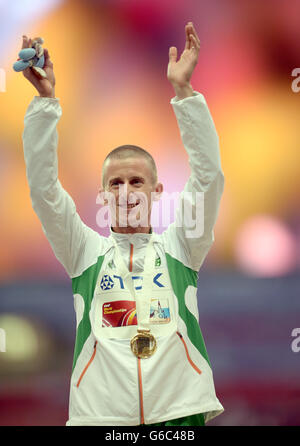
(108, 176), (145, 185)
(108, 177), (122, 185)
(130, 176), (145, 182)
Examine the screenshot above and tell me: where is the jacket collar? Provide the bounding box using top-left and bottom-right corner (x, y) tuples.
(109, 226), (155, 247)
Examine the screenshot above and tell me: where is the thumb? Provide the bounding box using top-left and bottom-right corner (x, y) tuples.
(169, 46), (177, 62)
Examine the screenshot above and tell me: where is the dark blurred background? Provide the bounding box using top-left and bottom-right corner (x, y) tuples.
(0, 0), (300, 425)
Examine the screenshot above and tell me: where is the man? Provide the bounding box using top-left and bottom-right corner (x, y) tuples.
(22, 22), (224, 426)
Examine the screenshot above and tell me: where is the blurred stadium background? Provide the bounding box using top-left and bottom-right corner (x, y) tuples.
(0, 0), (300, 426)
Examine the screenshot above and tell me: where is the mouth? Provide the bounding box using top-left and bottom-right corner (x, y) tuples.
(118, 202), (140, 210)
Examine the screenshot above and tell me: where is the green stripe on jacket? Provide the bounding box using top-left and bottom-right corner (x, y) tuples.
(71, 255), (105, 372)
(165, 253), (211, 368)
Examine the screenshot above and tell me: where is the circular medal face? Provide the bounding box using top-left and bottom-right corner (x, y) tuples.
(130, 331), (157, 358)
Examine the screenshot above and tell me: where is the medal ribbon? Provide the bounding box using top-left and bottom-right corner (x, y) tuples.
(111, 235), (156, 332)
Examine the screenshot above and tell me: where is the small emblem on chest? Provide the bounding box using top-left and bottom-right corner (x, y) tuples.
(100, 275), (114, 290)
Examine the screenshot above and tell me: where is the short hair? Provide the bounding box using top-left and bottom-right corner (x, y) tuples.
(102, 144), (158, 187)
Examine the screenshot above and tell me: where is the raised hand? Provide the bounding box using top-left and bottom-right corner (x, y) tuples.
(167, 22), (200, 88)
(21, 35), (56, 98)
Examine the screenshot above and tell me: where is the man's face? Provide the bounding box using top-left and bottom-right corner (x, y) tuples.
(100, 156), (163, 231)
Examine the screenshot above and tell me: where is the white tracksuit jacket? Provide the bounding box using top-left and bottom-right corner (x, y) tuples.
(22, 90), (225, 426)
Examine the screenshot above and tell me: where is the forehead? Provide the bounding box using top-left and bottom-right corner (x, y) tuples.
(104, 156), (153, 181)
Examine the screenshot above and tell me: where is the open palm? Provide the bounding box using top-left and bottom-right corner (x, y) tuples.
(167, 22), (200, 87)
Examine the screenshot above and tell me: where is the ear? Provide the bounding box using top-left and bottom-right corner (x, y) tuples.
(152, 182), (163, 201)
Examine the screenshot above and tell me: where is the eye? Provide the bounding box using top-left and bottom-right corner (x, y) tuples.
(131, 178), (143, 185)
(111, 180), (122, 187)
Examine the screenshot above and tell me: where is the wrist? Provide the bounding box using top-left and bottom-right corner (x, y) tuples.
(172, 82), (194, 100)
(39, 89), (55, 99)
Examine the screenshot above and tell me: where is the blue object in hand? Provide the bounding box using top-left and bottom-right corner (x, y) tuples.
(13, 37), (47, 79)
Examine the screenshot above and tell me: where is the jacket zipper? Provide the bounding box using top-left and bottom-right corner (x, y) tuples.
(129, 242), (145, 425)
(176, 332), (202, 375)
(129, 242), (134, 273)
(76, 340), (98, 387)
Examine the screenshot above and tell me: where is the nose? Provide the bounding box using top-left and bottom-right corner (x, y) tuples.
(118, 183), (139, 205)
(118, 183), (132, 204)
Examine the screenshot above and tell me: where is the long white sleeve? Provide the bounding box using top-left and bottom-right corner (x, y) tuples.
(22, 96), (106, 278)
(162, 91), (224, 272)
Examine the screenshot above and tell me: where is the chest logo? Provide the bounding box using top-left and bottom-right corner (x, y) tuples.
(100, 275), (114, 290)
(99, 273), (165, 291)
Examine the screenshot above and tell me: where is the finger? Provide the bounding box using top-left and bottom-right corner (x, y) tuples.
(23, 66), (41, 87)
(43, 48), (53, 68)
(189, 23), (201, 46)
(169, 46), (177, 63)
(184, 24), (191, 51)
(44, 48), (51, 61)
(190, 34), (200, 50)
(21, 35), (29, 49)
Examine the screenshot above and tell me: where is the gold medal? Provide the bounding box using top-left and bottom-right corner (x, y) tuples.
(130, 329), (157, 358)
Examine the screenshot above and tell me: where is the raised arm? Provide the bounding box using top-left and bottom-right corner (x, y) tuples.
(163, 23), (224, 272)
(21, 36), (104, 278)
